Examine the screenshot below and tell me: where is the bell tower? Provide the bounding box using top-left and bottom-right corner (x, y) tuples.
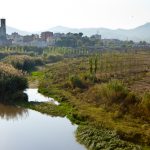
(0, 19), (6, 39)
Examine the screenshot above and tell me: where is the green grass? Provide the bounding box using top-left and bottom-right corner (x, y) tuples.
(31, 71), (44, 77)
(24, 102), (66, 117)
(76, 125), (141, 150)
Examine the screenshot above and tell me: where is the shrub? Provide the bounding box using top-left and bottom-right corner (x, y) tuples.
(0, 52), (9, 60)
(85, 80), (128, 105)
(106, 80), (129, 104)
(3, 55), (44, 71)
(0, 62), (28, 103)
(138, 92), (150, 119)
(83, 73), (97, 83)
(107, 80), (128, 93)
(46, 54), (63, 63)
(141, 92), (150, 110)
(69, 75), (86, 89)
(84, 80), (141, 117)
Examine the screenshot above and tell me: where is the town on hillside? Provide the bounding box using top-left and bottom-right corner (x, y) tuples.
(0, 18), (150, 50)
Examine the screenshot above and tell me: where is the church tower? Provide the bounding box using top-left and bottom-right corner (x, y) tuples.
(0, 19), (6, 39)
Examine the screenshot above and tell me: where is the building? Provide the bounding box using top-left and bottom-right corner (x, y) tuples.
(41, 31), (53, 41)
(10, 32), (22, 42)
(23, 35), (33, 43)
(91, 34), (101, 40)
(0, 19), (6, 45)
(32, 34), (39, 40)
(11, 32), (20, 39)
(0, 19), (11, 46)
(0, 19), (6, 39)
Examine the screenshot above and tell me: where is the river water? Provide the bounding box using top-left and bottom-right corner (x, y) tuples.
(24, 89), (59, 104)
(0, 89), (86, 150)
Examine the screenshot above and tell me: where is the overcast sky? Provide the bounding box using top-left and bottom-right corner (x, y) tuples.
(0, 0), (150, 31)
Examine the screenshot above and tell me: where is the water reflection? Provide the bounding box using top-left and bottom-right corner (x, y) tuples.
(0, 89), (85, 150)
(0, 103), (28, 120)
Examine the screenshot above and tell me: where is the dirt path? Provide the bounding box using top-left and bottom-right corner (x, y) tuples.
(28, 79), (39, 88)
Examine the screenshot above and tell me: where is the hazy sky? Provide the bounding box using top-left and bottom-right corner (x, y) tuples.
(0, 0), (150, 31)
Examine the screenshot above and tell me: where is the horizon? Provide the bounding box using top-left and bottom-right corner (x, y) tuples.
(6, 22), (150, 33)
(0, 0), (150, 32)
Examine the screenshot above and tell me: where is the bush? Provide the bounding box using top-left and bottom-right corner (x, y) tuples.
(138, 92), (150, 118)
(0, 62), (28, 103)
(69, 75), (86, 89)
(85, 80), (128, 105)
(3, 55), (44, 71)
(0, 52), (9, 60)
(107, 80), (128, 93)
(141, 92), (150, 110)
(46, 54), (63, 63)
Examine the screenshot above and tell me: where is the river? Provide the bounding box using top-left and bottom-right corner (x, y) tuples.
(0, 89), (86, 150)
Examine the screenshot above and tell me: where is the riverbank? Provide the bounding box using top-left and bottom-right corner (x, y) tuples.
(24, 57), (150, 150)
(19, 92), (143, 150)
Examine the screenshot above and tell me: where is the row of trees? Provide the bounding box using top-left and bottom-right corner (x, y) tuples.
(55, 33), (102, 48)
(88, 51), (150, 80)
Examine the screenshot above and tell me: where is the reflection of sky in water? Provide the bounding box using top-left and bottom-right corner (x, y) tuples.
(0, 89), (86, 150)
(24, 89), (59, 105)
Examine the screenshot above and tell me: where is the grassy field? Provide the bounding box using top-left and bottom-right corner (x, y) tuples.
(27, 51), (150, 149)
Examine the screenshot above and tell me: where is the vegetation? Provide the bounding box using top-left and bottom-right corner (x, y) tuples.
(0, 46), (150, 149)
(3, 55), (44, 72)
(19, 102), (66, 117)
(55, 32), (103, 48)
(35, 51), (150, 149)
(46, 54), (63, 63)
(76, 125), (141, 150)
(0, 62), (28, 103)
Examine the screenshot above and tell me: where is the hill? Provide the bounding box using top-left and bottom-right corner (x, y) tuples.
(6, 26), (31, 35)
(6, 23), (150, 42)
(49, 23), (150, 42)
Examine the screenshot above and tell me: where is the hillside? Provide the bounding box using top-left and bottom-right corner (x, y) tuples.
(6, 26), (31, 35)
(49, 23), (150, 42)
(6, 23), (150, 42)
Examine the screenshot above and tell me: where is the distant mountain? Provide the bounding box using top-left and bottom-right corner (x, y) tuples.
(49, 23), (150, 42)
(6, 26), (31, 35)
(6, 23), (150, 42)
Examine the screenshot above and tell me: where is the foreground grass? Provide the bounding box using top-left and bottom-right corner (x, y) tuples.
(76, 125), (141, 150)
(19, 101), (66, 117)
